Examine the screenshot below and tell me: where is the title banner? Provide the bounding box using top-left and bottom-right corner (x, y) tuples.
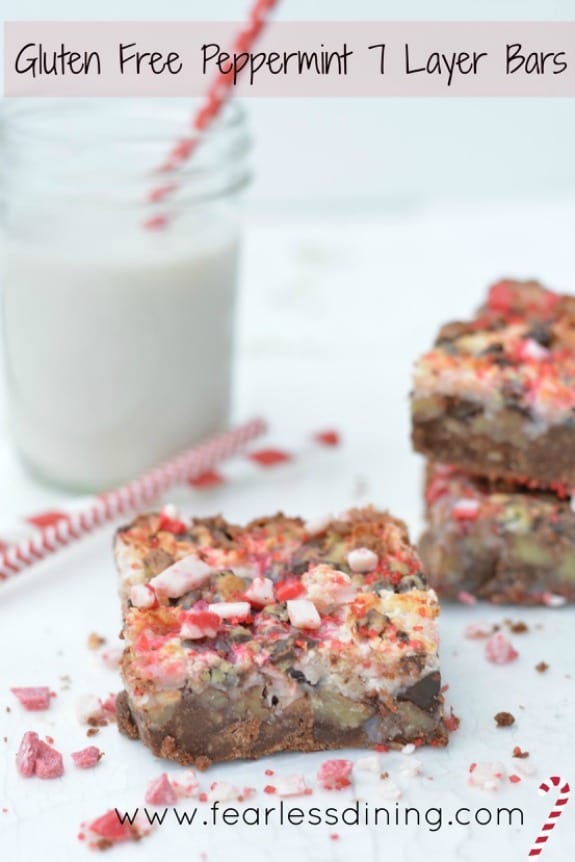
(4, 21), (575, 97)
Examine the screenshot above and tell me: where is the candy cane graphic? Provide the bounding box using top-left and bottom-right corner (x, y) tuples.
(528, 776), (571, 857)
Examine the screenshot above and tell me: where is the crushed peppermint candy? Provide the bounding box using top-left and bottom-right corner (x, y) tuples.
(145, 773), (177, 806)
(80, 809), (151, 849)
(286, 599), (321, 630)
(149, 554), (214, 599)
(452, 498), (480, 521)
(542, 592), (567, 608)
(317, 759), (353, 791)
(356, 755), (380, 773)
(457, 591), (477, 606)
(169, 769), (200, 798)
(34, 740), (64, 779)
(130, 583), (158, 609)
(208, 601), (251, 621)
(180, 610), (221, 640)
(468, 761), (506, 791)
(72, 746), (103, 769)
(16, 731), (40, 777)
(10, 687), (52, 711)
(485, 632), (518, 665)
(347, 547), (378, 573)
(244, 577), (275, 607)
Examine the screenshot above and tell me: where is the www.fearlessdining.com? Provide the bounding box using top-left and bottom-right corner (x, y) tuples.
(114, 801), (524, 833)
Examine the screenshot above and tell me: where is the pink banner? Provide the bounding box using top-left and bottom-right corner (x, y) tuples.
(4, 21), (575, 97)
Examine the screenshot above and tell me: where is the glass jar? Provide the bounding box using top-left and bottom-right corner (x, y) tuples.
(0, 98), (250, 492)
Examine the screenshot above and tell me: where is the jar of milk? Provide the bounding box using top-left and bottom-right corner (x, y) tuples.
(0, 99), (250, 491)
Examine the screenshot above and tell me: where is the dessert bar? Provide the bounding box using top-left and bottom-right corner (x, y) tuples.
(419, 463), (575, 604)
(114, 508), (447, 768)
(411, 279), (575, 487)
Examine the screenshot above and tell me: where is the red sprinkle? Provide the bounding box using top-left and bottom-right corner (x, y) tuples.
(509, 775), (522, 784)
(264, 785), (276, 794)
(248, 448), (292, 467)
(314, 430), (340, 447)
(72, 746), (103, 769)
(11, 687), (52, 711)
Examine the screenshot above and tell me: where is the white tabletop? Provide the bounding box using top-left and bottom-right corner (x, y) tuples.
(1, 198), (575, 861)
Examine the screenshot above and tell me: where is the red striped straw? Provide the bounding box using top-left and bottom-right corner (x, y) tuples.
(0, 417), (266, 583)
(144, 0), (280, 229)
(529, 775), (571, 857)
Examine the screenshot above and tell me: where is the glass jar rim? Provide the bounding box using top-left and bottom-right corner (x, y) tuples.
(0, 97), (252, 207)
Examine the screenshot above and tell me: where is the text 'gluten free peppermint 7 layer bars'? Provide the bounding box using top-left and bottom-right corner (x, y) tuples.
(114, 508), (446, 768)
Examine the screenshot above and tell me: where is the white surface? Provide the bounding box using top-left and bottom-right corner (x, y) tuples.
(1, 199), (575, 860)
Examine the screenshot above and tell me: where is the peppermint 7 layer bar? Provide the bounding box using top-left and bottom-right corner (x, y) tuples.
(419, 463), (575, 605)
(114, 508), (447, 768)
(411, 280), (575, 487)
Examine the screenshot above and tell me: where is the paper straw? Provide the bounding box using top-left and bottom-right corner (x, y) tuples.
(0, 417), (266, 583)
(144, 0), (280, 229)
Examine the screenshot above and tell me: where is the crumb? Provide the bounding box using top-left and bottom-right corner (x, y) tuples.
(507, 620), (528, 634)
(512, 746), (529, 759)
(87, 633), (107, 651)
(535, 661), (549, 673)
(380, 771), (389, 780)
(5, 707), (11, 713)
(87, 728), (100, 738)
(494, 711), (515, 727)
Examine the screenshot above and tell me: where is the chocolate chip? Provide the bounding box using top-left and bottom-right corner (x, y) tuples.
(398, 671), (441, 712)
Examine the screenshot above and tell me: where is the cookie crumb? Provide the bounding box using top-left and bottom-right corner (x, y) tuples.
(87, 633), (107, 651)
(507, 620), (528, 634)
(512, 746), (529, 759)
(535, 661), (549, 673)
(494, 711), (515, 727)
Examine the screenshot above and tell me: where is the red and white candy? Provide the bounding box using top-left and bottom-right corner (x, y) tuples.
(180, 610), (220, 640)
(11, 687), (52, 711)
(150, 554), (214, 599)
(286, 599), (321, 630)
(485, 632), (519, 665)
(347, 548), (378, 573)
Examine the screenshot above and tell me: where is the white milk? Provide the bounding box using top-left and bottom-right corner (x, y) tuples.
(3, 225), (239, 491)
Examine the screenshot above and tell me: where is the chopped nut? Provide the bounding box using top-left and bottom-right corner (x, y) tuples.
(87, 633), (107, 650)
(535, 661), (549, 673)
(494, 711), (515, 727)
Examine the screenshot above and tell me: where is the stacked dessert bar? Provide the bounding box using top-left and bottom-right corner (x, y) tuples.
(114, 508), (447, 767)
(411, 279), (575, 604)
